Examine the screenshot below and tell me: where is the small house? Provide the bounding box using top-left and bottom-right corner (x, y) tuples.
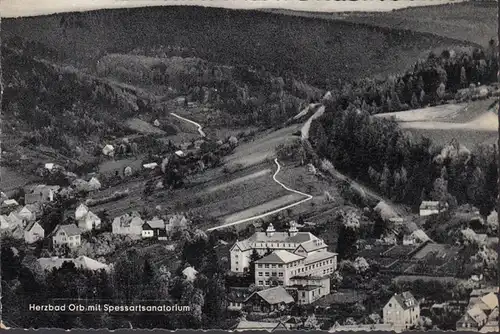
(24, 221), (45, 244)
(102, 144), (115, 156)
(2, 199), (19, 208)
(383, 291), (420, 330)
(175, 150), (186, 158)
(227, 287), (251, 311)
(419, 201), (447, 217)
(7, 212), (24, 229)
(17, 205), (36, 223)
(143, 162), (158, 170)
(244, 286), (295, 313)
(456, 306), (488, 331)
(87, 177), (101, 191)
(75, 204), (89, 221)
(234, 320), (288, 332)
(52, 224), (82, 248)
(77, 210), (101, 231)
(112, 213), (144, 236)
(141, 218), (166, 238)
(0, 215), (10, 229)
(403, 229), (431, 245)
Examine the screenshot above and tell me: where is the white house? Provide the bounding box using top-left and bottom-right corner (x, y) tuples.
(420, 201), (447, 217)
(38, 256), (109, 272)
(0, 215), (10, 229)
(102, 144), (115, 156)
(182, 266), (198, 282)
(24, 221), (45, 244)
(143, 162), (158, 170)
(17, 206), (36, 223)
(112, 213), (144, 236)
(2, 199), (19, 208)
(78, 211), (102, 231)
(52, 224), (82, 248)
(75, 204), (89, 221)
(87, 177), (101, 191)
(175, 150), (186, 157)
(383, 291), (420, 331)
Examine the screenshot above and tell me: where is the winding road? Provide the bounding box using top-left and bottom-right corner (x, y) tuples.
(170, 112), (206, 137)
(206, 158), (313, 231)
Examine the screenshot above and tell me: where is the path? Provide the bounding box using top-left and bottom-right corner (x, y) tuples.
(206, 158), (313, 231)
(170, 112), (206, 137)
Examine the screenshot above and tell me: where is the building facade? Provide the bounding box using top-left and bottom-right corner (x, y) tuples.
(52, 224), (82, 248)
(24, 221), (45, 244)
(383, 292), (420, 330)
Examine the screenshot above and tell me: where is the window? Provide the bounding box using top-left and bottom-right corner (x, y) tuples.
(302, 292), (305, 297)
(278, 264), (283, 268)
(272, 264), (276, 268)
(265, 264), (269, 268)
(257, 264), (262, 268)
(265, 272), (270, 277)
(259, 272), (263, 277)
(236, 261), (239, 265)
(389, 303), (392, 307)
(264, 281), (269, 286)
(235, 254), (238, 258)
(312, 291), (315, 297)
(279, 272), (283, 277)
(259, 281), (263, 285)
(272, 272), (277, 277)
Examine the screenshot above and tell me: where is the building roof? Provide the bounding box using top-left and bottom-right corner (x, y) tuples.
(297, 239), (327, 252)
(410, 229), (431, 242)
(304, 250), (337, 265)
(75, 203), (89, 220)
(55, 224), (81, 237)
(113, 214), (144, 228)
(480, 292), (498, 310)
(420, 201), (440, 209)
(145, 218), (165, 229)
(3, 199), (19, 206)
(256, 250), (305, 264)
(466, 306), (488, 324)
(391, 291), (418, 310)
(247, 286), (294, 305)
(247, 231), (318, 244)
(182, 266), (198, 281)
(38, 256), (108, 272)
(235, 320), (285, 331)
(25, 221), (43, 232)
(470, 287), (499, 297)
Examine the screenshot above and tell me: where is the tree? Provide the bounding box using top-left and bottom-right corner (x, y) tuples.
(336, 212), (360, 260)
(248, 249), (262, 279)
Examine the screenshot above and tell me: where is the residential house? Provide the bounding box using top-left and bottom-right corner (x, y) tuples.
(0, 215), (10, 229)
(38, 256), (109, 272)
(75, 204), (101, 231)
(243, 286), (295, 313)
(231, 222), (335, 273)
(24, 221), (45, 244)
(383, 291), (420, 331)
(289, 276), (331, 305)
(143, 162), (158, 170)
(234, 320), (288, 332)
(52, 224), (82, 248)
(419, 201), (447, 217)
(17, 205), (37, 223)
(470, 292), (498, 314)
(112, 213), (144, 236)
(403, 229), (431, 245)
(25, 185), (60, 204)
(102, 144), (114, 156)
(87, 177), (101, 191)
(480, 308), (499, 333)
(7, 212), (24, 229)
(2, 199), (19, 208)
(227, 287), (251, 311)
(182, 266), (198, 282)
(456, 306), (488, 331)
(142, 218), (166, 238)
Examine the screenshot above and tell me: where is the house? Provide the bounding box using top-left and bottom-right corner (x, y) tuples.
(7, 212), (24, 229)
(112, 213), (144, 236)
(231, 222), (335, 273)
(480, 308), (499, 333)
(102, 144), (115, 156)
(243, 286), (295, 313)
(75, 204), (89, 221)
(44, 163), (55, 170)
(24, 221), (45, 244)
(38, 256), (109, 272)
(471, 292), (499, 314)
(78, 210), (101, 231)
(234, 320), (288, 332)
(153, 119), (160, 127)
(227, 287), (251, 311)
(175, 150), (186, 157)
(166, 214), (189, 233)
(456, 306), (488, 331)
(419, 201), (447, 216)
(52, 224), (82, 248)
(25, 185), (60, 204)
(383, 291), (420, 330)
(182, 266), (198, 282)
(289, 276), (330, 305)
(142, 218), (166, 238)
(0, 215), (10, 229)
(403, 229), (431, 245)
(87, 177), (101, 191)
(17, 205), (36, 223)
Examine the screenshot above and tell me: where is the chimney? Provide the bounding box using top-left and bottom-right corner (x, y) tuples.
(289, 221), (298, 237)
(266, 223), (275, 237)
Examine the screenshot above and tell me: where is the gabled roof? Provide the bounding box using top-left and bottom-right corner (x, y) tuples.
(466, 306), (488, 324)
(3, 199), (19, 206)
(304, 250), (337, 265)
(54, 224), (81, 237)
(256, 250), (305, 264)
(25, 221), (43, 232)
(480, 292), (498, 310)
(391, 291), (418, 310)
(247, 231), (317, 244)
(246, 286), (294, 305)
(182, 266), (198, 281)
(409, 229), (431, 242)
(146, 218), (165, 229)
(420, 201), (440, 209)
(85, 211), (100, 222)
(38, 256), (108, 271)
(235, 320), (286, 331)
(296, 239), (327, 252)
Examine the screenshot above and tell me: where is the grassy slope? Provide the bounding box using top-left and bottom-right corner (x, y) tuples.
(311, 1), (496, 46)
(1, 6), (476, 87)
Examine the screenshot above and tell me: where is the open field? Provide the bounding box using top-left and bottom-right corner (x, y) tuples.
(125, 118), (166, 135)
(271, 1), (494, 46)
(224, 124), (301, 169)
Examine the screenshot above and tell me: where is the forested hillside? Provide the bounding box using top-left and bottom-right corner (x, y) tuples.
(1, 6), (476, 87)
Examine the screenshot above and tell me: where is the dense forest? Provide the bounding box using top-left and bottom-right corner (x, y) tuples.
(310, 46), (499, 216)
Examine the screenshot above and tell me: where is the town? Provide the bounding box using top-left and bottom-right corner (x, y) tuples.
(1, 1), (499, 331)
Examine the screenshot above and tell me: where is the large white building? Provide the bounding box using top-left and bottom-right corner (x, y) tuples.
(230, 222), (334, 273)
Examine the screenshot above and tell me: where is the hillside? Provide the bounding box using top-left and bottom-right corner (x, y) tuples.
(1, 6), (477, 88)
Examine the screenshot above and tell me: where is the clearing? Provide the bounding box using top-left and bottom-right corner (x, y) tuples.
(125, 118), (166, 135)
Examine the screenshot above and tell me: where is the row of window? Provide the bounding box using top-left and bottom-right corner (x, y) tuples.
(257, 280), (284, 286)
(289, 261), (335, 275)
(258, 271), (284, 277)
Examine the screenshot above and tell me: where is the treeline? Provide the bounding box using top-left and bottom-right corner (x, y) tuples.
(310, 105), (497, 215)
(1, 229), (233, 330)
(330, 44), (498, 115)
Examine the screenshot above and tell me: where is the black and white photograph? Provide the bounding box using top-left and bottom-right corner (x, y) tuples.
(0, 0), (499, 331)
